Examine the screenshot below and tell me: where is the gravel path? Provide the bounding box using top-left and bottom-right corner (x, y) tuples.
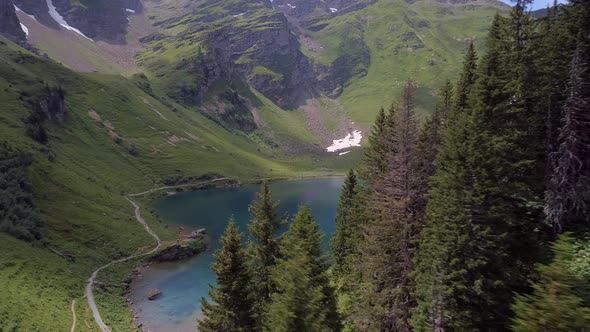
(86, 178), (230, 331)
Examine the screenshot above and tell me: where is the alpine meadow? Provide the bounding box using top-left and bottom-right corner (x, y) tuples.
(0, 0), (589, 331)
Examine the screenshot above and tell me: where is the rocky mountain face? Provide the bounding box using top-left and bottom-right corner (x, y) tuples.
(0, 0), (26, 42)
(137, 0), (377, 122)
(8, 0), (508, 133)
(11, 0), (142, 43)
(52, 0), (142, 42)
(138, 0), (320, 111)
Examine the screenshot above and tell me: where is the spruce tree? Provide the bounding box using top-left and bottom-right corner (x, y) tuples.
(419, 81), (453, 179)
(355, 82), (424, 331)
(411, 104), (491, 331)
(331, 169), (362, 276)
(536, 2), (577, 160)
(512, 234), (590, 331)
(248, 181), (285, 305)
(544, 44), (590, 233)
(452, 42), (477, 119)
(413, 16), (535, 330)
(264, 206), (341, 332)
(360, 107), (388, 184)
(199, 218), (256, 332)
(331, 169), (366, 332)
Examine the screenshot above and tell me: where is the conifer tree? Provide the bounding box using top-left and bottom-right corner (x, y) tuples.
(265, 206), (341, 331)
(412, 104), (491, 331)
(199, 218), (256, 332)
(331, 169), (362, 276)
(537, 2), (577, 159)
(355, 82), (424, 331)
(452, 42), (477, 118)
(512, 234), (590, 331)
(419, 81), (453, 179)
(413, 16), (535, 330)
(545, 44), (590, 233)
(331, 169), (366, 332)
(361, 107), (388, 184)
(248, 181), (285, 304)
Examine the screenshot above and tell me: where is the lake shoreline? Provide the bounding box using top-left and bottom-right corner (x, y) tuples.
(125, 223), (209, 332)
(124, 176), (345, 332)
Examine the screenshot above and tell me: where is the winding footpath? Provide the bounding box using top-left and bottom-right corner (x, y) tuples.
(85, 197), (161, 332)
(85, 178), (230, 332)
(70, 299), (77, 332)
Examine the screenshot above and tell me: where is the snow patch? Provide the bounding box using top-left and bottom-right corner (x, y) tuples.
(287, 3), (297, 9)
(233, 13), (245, 17)
(339, 151), (351, 156)
(20, 23), (29, 38)
(14, 5), (38, 22)
(327, 130), (363, 152)
(46, 0), (93, 41)
(125, 8), (135, 13)
(330, 7), (338, 13)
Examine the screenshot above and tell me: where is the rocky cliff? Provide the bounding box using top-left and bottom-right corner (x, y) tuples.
(138, 0), (377, 113)
(12, 0), (142, 43)
(0, 0), (26, 42)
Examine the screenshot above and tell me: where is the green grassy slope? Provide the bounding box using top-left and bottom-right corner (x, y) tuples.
(306, 0), (508, 124)
(0, 37), (346, 331)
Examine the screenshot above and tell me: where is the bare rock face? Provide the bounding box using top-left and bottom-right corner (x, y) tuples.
(50, 0), (142, 43)
(0, 0), (26, 42)
(13, 0), (143, 43)
(38, 86), (66, 122)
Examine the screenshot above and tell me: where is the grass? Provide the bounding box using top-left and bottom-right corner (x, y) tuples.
(305, 0), (508, 125)
(0, 37), (349, 331)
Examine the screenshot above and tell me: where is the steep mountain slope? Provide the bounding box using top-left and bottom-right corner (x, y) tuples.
(9, 0), (507, 144)
(0, 36), (352, 330)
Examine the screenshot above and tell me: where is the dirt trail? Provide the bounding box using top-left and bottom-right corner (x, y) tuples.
(70, 299), (77, 332)
(86, 178), (230, 331)
(86, 196), (161, 332)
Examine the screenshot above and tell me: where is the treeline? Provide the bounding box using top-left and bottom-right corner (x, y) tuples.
(0, 143), (44, 244)
(333, 0), (590, 330)
(198, 0), (590, 330)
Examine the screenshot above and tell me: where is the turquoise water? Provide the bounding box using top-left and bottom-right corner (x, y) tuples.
(129, 178), (344, 331)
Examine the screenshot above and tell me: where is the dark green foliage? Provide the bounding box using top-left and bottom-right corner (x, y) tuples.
(452, 42), (477, 118)
(360, 107), (387, 184)
(331, 169), (362, 276)
(247, 181), (286, 321)
(199, 218), (256, 332)
(419, 81), (453, 178)
(23, 85), (66, 144)
(544, 0), (590, 234)
(512, 234), (590, 331)
(536, 2), (577, 158)
(412, 108), (496, 330)
(130, 73), (154, 96)
(0, 143), (44, 243)
(264, 206), (340, 332)
(413, 11), (542, 330)
(24, 105), (49, 144)
(355, 82), (425, 332)
(331, 169), (366, 331)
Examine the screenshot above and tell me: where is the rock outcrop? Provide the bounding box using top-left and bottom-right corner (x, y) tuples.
(13, 0), (142, 43)
(0, 0), (26, 42)
(38, 85), (66, 122)
(50, 0), (141, 43)
(150, 238), (207, 263)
